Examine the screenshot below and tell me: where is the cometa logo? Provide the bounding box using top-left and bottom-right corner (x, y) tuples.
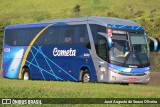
(53, 47), (76, 56)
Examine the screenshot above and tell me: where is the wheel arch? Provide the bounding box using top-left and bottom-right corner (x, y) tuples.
(79, 66), (91, 81)
(22, 65), (30, 79)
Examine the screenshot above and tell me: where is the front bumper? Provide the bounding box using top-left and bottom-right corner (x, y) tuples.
(108, 70), (150, 84)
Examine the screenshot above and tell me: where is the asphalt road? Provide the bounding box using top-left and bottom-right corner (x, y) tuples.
(148, 72), (160, 87)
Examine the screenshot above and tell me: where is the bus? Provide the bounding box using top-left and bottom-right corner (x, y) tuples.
(2, 16), (159, 84)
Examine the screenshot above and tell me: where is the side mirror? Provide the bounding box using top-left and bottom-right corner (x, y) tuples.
(148, 36), (159, 51)
(98, 32), (112, 48)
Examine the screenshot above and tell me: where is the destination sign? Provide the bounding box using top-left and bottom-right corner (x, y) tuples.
(112, 30), (127, 34)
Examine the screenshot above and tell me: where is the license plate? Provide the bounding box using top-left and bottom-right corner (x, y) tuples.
(129, 78), (136, 82)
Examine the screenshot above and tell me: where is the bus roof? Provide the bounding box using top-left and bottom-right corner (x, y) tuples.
(5, 16), (143, 30)
(39, 16), (141, 26)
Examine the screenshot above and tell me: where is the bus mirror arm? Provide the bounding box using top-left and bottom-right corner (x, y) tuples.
(148, 36), (159, 51)
(98, 32), (112, 48)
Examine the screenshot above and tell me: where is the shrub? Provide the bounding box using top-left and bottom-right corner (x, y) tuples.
(73, 4), (81, 17)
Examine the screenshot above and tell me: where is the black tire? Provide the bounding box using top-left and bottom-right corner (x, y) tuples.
(22, 68), (30, 80)
(82, 70), (90, 83)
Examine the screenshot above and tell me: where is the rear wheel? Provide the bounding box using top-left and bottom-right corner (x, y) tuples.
(82, 70), (90, 83)
(22, 68), (30, 80)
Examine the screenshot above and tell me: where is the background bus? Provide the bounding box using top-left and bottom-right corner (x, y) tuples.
(2, 17), (158, 84)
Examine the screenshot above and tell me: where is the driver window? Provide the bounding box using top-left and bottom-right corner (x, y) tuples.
(97, 34), (108, 61)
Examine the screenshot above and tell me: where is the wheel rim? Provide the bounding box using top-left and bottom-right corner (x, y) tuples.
(23, 72), (29, 80)
(83, 73), (90, 82)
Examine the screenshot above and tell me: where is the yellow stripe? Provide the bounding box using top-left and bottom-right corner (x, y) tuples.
(18, 24), (53, 79)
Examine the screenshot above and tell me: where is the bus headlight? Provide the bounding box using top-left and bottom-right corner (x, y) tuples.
(144, 71), (150, 75)
(100, 67), (106, 72)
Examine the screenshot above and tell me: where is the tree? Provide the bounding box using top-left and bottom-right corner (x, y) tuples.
(73, 4), (81, 17)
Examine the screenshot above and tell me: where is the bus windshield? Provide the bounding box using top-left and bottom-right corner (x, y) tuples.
(109, 33), (149, 67)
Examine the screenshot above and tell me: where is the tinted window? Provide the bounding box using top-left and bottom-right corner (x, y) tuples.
(34, 28), (44, 45)
(5, 29), (17, 46)
(17, 29), (31, 45)
(58, 26), (74, 45)
(97, 34), (108, 60)
(90, 24), (106, 50)
(45, 27), (58, 45)
(5, 28), (42, 46)
(5, 25), (90, 48)
(34, 27), (59, 46)
(57, 25), (90, 48)
(90, 24), (106, 44)
(73, 25), (90, 48)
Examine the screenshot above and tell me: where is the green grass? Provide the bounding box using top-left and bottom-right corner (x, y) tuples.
(0, 0), (160, 23)
(0, 79), (160, 107)
(1, 79), (160, 98)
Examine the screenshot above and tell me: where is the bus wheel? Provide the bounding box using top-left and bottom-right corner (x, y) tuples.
(82, 70), (90, 83)
(22, 68), (30, 80)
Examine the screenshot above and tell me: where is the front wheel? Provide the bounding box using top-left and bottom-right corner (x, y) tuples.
(82, 70), (90, 83)
(22, 68), (30, 80)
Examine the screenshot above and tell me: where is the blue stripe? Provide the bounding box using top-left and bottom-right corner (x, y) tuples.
(108, 63), (150, 73)
(28, 47), (40, 67)
(32, 46), (77, 81)
(30, 49), (46, 80)
(26, 60), (63, 80)
(107, 24), (143, 30)
(38, 46), (58, 80)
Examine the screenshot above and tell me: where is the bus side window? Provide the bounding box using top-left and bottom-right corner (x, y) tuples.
(65, 26), (73, 44)
(44, 38), (48, 45)
(32, 28), (43, 46)
(80, 37), (84, 43)
(58, 26), (66, 45)
(80, 27), (91, 49)
(58, 26), (74, 45)
(73, 25), (90, 49)
(97, 34), (107, 60)
(17, 29), (31, 46)
(73, 26), (80, 44)
(7, 29), (18, 46)
(36, 32), (45, 45)
(90, 24), (106, 51)
(44, 26), (58, 45)
(13, 41), (16, 45)
(65, 37), (72, 44)
(79, 28), (85, 44)
(82, 27), (90, 49)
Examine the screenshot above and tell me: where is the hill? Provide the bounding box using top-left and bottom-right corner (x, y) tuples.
(0, 0), (160, 52)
